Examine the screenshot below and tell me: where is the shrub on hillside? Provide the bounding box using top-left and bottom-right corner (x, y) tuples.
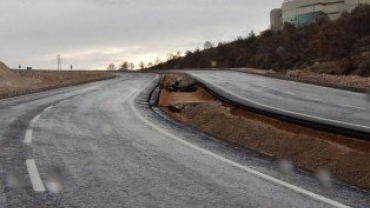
(151, 5), (370, 76)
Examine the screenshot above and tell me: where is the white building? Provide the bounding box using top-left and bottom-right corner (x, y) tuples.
(271, 0), (370, 31)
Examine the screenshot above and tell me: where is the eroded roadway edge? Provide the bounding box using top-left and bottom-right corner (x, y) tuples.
(186, 72), (370, 140)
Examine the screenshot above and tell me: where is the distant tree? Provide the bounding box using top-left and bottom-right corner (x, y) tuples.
(350, 4), (370, 35)
(185, 51), (192, 56)
(119, 61), (130, 71)
(147, 62), (153, 68)
(139, 61), (145, 70)
(236, 36), (243, 41)
(167, 53), (175, 61)
(247, 30), (256, 41)
(260, 29), (274, 38)
(176, 51), (182, 57)
(130, 62), (135, 70)
(204, 41), (213, 49)
(107, 63), (116, 71)
(154, 58), (161, 65)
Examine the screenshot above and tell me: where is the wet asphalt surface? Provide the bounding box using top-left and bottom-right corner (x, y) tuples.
(187, 71), (370, 135)
(0, 73), (368, 208)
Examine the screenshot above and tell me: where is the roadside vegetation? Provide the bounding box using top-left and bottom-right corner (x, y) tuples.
(0, 62), (114, 99)
(151, 5), (370, 77)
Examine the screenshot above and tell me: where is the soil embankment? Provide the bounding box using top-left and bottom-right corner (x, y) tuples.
(0, 62), (114, 99)
(159, 74), (370, 189)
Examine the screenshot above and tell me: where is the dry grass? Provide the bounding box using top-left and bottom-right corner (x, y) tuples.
(233, 68), (370, 89)
(0, 67), (114, 99)
(280, 69), (370, 89)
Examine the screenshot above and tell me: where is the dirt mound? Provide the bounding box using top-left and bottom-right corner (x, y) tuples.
(162, 74), (197, 92)
(0, 62), (17, 79)
(0, 61), (25, 87)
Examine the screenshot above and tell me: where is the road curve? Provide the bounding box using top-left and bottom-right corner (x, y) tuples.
(0, 73), (368, 208)
(187, 71), (370, 137)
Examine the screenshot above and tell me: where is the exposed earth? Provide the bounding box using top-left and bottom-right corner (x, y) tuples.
(159, 74), (370, 189)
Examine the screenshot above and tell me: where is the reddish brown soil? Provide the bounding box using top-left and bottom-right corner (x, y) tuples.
(158, 88), (215, 106)
(160, 74), (370, 188)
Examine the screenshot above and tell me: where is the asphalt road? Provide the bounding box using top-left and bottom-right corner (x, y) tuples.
(188, 71), (370, 135)
(0, 73), (368, 208)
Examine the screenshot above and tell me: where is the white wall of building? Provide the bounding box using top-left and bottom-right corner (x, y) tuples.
(271, 0), (370, 30)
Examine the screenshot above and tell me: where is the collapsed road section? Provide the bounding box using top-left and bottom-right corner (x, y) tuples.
(156, 73), (370, 189)
(187, 71), (370, 140)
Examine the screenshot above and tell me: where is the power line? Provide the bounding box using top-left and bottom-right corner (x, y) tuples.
(57, 55), (61, 70)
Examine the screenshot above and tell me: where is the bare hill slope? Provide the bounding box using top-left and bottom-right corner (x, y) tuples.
(0, 61), (17, 79)
(0, 61), (26, 87)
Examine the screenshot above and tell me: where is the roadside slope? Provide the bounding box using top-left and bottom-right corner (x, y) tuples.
(0, 61), (114, 99)
(0, 61), (27, 86)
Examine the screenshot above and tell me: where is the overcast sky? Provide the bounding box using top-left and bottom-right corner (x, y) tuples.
(0, 0), (281, 70)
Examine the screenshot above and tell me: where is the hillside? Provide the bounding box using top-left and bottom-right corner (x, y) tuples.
(0, 61), (28, 86)
(151, 5), (370, 77)
(0, 61), (14, 78)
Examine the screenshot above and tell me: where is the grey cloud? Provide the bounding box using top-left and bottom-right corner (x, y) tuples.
(0, 0), (281, 69)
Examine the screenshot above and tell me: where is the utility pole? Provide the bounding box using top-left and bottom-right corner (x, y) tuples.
(57, 55), (61, 70)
